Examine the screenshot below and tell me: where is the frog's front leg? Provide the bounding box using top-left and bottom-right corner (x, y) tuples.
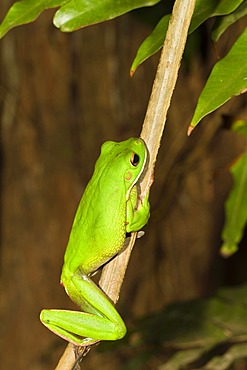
(126, 189), (150, 232)
(40, 269), (126, 346)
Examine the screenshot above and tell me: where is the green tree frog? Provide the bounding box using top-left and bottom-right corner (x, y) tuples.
(40, 137), (150, 346)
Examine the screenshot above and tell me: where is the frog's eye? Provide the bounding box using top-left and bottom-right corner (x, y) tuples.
(130, 153), (140, 167)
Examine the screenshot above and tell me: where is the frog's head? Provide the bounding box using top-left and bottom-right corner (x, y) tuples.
(99, 137), (147, 194)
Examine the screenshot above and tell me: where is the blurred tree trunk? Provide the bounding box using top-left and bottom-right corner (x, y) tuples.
(0, 7), (246, 370)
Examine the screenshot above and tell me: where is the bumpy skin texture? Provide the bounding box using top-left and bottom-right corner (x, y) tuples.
(40, 138), (150, 345)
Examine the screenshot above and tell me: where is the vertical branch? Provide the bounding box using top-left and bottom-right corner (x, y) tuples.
(55, 0), (196, 368)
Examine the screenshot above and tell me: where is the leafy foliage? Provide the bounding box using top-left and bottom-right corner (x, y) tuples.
(0, 0), (161, 38)
(2, 0), (244, 132)
(0, 1), (246, 130)
(0, 1), (246, 253)
(131, 0), (245, 72)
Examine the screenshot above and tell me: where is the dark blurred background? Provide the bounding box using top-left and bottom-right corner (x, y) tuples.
(0, 1), (247, 369)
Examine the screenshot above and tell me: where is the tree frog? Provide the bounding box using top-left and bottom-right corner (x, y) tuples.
(40, 137), (150, 346)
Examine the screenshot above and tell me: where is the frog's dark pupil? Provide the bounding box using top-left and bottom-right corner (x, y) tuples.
(131, 153), (140, 166)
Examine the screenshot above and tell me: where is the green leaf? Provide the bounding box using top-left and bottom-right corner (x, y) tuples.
(0, 0), (67, 39)
(190, 28), (247, 129)
(53, 0), (161, 32)
(211, 1), (247, 42)
(220, 120), (247, 257)
(130, 14), (170, 75)
(190, 0), (245, 33)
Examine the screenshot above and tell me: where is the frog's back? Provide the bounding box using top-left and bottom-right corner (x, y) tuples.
(63, 164), (128, 276)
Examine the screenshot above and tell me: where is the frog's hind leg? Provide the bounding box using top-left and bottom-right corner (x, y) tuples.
(40, 270), (126, 346)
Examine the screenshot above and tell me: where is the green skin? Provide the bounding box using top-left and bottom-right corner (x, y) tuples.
(40, 138), (150, 346)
